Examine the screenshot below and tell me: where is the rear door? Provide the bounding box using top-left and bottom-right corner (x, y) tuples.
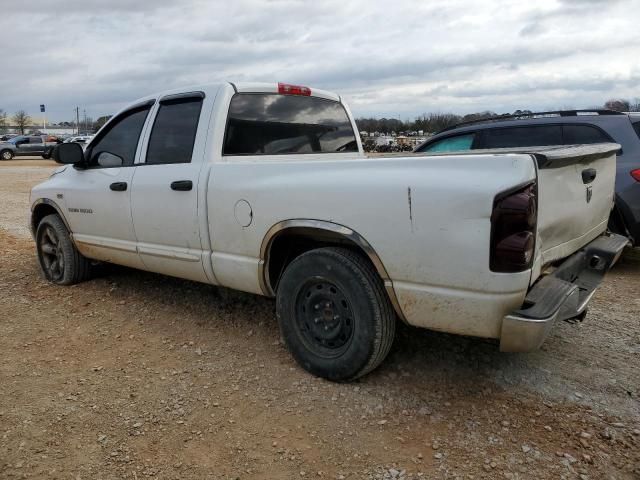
(26, 136), (45, 154)
(130, 91), (211, 283)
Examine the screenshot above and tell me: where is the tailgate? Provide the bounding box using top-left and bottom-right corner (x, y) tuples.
(533, 143), (619, 274)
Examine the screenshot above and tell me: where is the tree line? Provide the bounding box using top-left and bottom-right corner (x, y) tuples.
(0, 109), (112, 135)
(356, 98), (640, 135)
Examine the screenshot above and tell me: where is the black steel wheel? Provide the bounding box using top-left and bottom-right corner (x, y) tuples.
(276, 247), (396, 381)
(295, 279), (355, 358)
(36, 214), (91, 285)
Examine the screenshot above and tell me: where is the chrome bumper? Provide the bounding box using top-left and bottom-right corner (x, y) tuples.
(500, 233), (629, 352)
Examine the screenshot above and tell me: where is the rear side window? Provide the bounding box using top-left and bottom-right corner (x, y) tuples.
(563, 125), (611, 144)
(88, 106), (151, 167)
(223, 94), (358, 155)
(482, 126), (562, 148)
(633, 121), (640, 139)
(146, 97), (203, 165)
(30, 137), (43, 144)
(419, 133), (475, 153)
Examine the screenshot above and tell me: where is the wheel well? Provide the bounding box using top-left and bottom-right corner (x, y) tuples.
(265, 227), (382, 294)
(31, 203), (60, 236)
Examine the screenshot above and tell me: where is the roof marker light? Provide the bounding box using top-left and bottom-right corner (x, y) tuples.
(278, 83), (311, 96)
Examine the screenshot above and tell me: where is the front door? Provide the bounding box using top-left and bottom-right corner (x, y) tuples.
(63, 103), (153, 269)
(130, 92), (210, 283)
(14, 137), (31, 156)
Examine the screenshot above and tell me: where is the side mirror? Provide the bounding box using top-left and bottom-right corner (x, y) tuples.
(53, 142), (84, 165)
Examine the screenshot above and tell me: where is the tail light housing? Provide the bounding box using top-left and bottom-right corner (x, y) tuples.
(631, 168), (640, 182)
(490, 182), (537, 272)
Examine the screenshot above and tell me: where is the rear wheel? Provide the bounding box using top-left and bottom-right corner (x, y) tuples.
(276, 247), (396, 381)
(36, 214), (91, 285)
(1, 149), (13, 160)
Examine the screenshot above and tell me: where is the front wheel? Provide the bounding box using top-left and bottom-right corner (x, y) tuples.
(276, 247), (396, 381)
(36, 214), (91, 285)
(1, 149), (13, 160)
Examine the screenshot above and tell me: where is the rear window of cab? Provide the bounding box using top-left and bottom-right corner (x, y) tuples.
(223, 93), (358, 155)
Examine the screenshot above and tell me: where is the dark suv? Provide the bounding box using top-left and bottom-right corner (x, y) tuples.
(414, 110), (640, 246)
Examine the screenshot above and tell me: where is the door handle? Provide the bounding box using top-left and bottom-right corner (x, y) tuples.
(582, 168), (597, 184)
(170, 180), (193, 191)
(110, 182), (127, 191)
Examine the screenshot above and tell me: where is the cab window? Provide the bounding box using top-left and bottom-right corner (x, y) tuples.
(87, 105), (151, 167)
(145, 96), (203, 165)
(420, 133), (475, 153)
(223, 93), (358, 155)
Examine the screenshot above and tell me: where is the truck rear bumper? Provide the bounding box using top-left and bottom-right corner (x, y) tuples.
(500, 233), (629, 352)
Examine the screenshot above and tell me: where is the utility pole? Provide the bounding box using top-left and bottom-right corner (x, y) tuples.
(75, 107), (80, 135)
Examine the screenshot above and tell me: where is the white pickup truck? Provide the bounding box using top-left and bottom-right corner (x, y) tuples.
(30, 82), (628, 381)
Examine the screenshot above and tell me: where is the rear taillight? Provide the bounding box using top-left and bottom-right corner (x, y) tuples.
(631, 169), (640, 182)
(490, 182), (537, 272)
(278, 82), (311, 96)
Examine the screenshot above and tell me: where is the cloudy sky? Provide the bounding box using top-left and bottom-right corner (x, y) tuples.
(1, 0), (639, 123)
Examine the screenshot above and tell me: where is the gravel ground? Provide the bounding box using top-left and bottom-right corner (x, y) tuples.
(1, 162), (638, 479)
(0, 161), (55, 237)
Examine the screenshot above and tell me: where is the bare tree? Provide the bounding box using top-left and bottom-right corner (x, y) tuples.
(94, 115), (112, 131)
(0, 109), (7, 132)
(13, 110), (31, 134)
(604, 99), (630, 112)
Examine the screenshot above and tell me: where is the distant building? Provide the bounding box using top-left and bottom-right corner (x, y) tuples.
(2, 125), (77, 135)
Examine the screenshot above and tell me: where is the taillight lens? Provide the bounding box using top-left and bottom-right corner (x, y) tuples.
(490, 183), (537, 272)
(631, 169), (640, 182)
(278, 83), (311, 96)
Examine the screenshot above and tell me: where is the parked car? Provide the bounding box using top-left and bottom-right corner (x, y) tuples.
(414, 110), (640, 246)
(0, 135), (60, 160)
(64, 135), (94, 145)
(29, 82), (627, 381)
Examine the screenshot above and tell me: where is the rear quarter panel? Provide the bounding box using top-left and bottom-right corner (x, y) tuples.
(208, 153), (536, 339)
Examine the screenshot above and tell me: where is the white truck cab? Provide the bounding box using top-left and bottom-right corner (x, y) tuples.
(30, 82), (628, 381)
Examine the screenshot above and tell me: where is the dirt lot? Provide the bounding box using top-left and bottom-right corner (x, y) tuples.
(1, 161), (639, 479)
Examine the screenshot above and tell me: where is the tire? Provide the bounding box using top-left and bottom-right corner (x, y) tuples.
(1, 149), (13, 160)
(35, 214), (91, 285)
(276, 247), (396, 381)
